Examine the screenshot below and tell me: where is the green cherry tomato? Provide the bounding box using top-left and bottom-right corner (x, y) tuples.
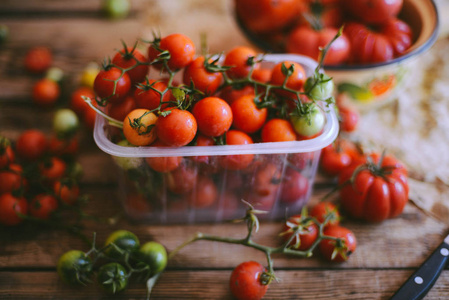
(0, 25), (9, 45)
(291, 104), (326, 139)
(57, 250), (93, 286)
(104, 230), (140, 259)
(103, 0), (130, 19)
(112, 140), (143, 170)
(97, 262), (129, 294)
(137, 241), (168, 275)
(53, 109), (79, 138)
(304, 73), (334, 101)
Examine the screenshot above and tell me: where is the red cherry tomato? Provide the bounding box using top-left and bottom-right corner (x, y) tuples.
(320, 143), (353, 177)
(39, 157), (67, 182)
(338, 105), (359, 133)
(165, 163), (198, 195)
(48, 135), (79, 156)
(53, 180), (80, 206)
(107, 95), (136, 122)
(24, 46), (52, 74)
(224, 46), (259, 79)
(70, 86), (96, 115)
(270, 61), (306, 96)
(33, 78), (60, 107)
(344, 0), (403, 25)
(0, 164), (25, 194)
(219, 85), (255, 106)
(229, 261), (270, 300)
(319, 225), (357, 262)
(309, 202), (340, 227)
(286, 26), (351, 66)
(183, 56), (223, 95)
(145, 141), (183, 173)
(192, 97), (233, 137)
(188, 176), (217, 209)
(261, 118), (297, 142)
(338, 153), (409, 222)
(0, 143), (15, 169)
(231, 94), (267, 134)
(148, 33), (195, 71)
(219, 130), (254, 170)
(0, 193), (28, 226)
(282, 214), (318, 250)
(155, 108), (197, 147)
(93, 66), (131, 103)
(15, 129), (48, 161)
(134, 79), (172, 111)
(280, 168), (309, 204)
(112, 46), (149, 84)
(30, 194), (58, 220)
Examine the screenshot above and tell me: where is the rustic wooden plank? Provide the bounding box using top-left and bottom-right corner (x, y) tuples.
(0, 269), (448, 299)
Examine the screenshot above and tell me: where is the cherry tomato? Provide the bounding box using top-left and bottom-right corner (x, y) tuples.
(0, 193), (28, 226)
(148, 33), (195, 71)
(192, 97), (233, 137)
(145, 141), (183, 173)
(338, 153), (409, 222)
(165, 163), (198, 195)
(57, 250), (93, 285)
(136, 241), (168, 275)
(344, 0), (403, 25)
(33, 78), (60, 107)
(53, 180), (80, 205)
(93, 66), (131, 103)
(290, 104), (325, 139)
(97, 262), (129, 294)
(39, 157), (67, 182)
(0, 164), (25, 194)
(219, 85), (255, 106)
(70, 86), (96, 115)
(286, 26), (350, 66)
(270, 61), (306, 96)
(309, 202), (340, 227)
(155, 108), (197, 147)
(319, 225), (357, 262)
(251, 67), (272, 83)
(261, 118), (297, 142)
(15, 129), (48, 161)
(53, 109), (79, 137)
(29, 194), (58, 220)
(107, 95), (136, 122)
(102, 0), (131, 19)
(304, 73), (334, 101)
(219, 130), (254, 170)
(231, 94), (267, 134)
(229, 261), (270, 300)
(24, 46), (52, 73)
(252, 163), (281, 197)
(320, 143), (353, 177)
(122, 108), (158, 146)
(104, 229), (140, 259)
(112, 46), (149, 84)
(134, 79), (171, 111)
(338, 105), (359, 133)
(280, 169), (309, 204)
(0, 141), (14, 168)
(188, 176), (218, 209)
(183, 56), (223, 95)
(235, 0), (300, 34)
(282, 214), (318, 250)
(48, 135), (79, 156)
(224, 46), (259, 79)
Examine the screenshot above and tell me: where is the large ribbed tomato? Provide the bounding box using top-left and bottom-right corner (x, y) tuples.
(338, 153), (409, 222)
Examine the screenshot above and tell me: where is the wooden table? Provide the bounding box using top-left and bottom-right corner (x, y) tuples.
(1, 1), (448, 299)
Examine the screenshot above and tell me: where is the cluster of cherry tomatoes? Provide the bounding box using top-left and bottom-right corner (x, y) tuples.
(236, 0), (413, 65)
(58, 229), (167, 294)
(0, 125), (82, 226)
(85, 32), (337, 222)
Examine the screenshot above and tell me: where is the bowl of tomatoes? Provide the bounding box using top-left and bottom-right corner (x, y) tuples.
(235, 0), (439, 111)
(91, 33), (339, 224)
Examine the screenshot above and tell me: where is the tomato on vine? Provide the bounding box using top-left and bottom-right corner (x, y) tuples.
(97, 262), (129, 294)
(104, 229), (140, 259)
(112, 45), (149, 84)
(270, 61), (306, 96)
(136, 241), (168, 275)
(0, 164), (25, 194)
(230, 94), (267, 134)
(290, 103), (326, 140)
(319, 225), (357, 262)
(57, 250), (93, 285)
(93, 66), (131, 103)
(0, 139), (15, 168)
(281, 214), (318, 251)
(0, 193), (28, 226)
(309, 202), (340, 227)
(148, 33), (195, 71)
(224, 46), (259, 79)
(183, 56), (224, 95)
(134, 79), (171, 111)
(53, 180), (80, 205)
(29, 194), (58, 220)
(229, 261), (271, 300)
(122, 108), (158, 146)
(192, 97), (233, 137)
(155, 108), (197, 147)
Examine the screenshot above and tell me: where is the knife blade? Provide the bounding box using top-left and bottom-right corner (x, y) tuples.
(390, 234), (449, 300)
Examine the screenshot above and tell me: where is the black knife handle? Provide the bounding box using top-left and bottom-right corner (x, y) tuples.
(390, 240), (449, 300)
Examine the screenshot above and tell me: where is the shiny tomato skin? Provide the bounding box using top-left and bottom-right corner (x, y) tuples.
(270, 61), (306, 96)
(70, 86), (96, 115)
(192, 97), (233, 137)
(309, 202), (340, 227)
(24, 46), (52, 73)
(219, 130), (254, 170)
(320, 144), (352, 177)
(16, 129), (48, 161)
(224, 46), (259, 80)
(93, 67), (131, 103)
(344, 0), (403, 24)
(0, 164), (25, 195)
(338, 153), (409, 222)
(219, 85), (255, 106)
(183, 56), (223, 95)
(229, 261), (269, 300)
(33, 78), (60, 107)
(231, 94), (267, 134)
(287, 26), (351, 65)
(235, 0), (300, 34)
(380, 18), (413, 57)
(148, 33), (195, 71)
(0, 193), (28, 226)
(122, 108), (158, 146)
(0, 144), (15, 169)
(30, 194), (58, 220)
(280, 169), (309, 204)
(134, 79), (171, 111)
(261, 118), (297, 142)
(112, 46), (149, 84)
(319, 225), (357, 262)
(155, 108), (197, 147)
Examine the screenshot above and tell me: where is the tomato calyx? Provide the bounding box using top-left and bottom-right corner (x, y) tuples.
(203, 54), (231, 73)
(349, 151), (396, 185)
(0, 136), (11, 156)
(328, 237), (351, 261)
(127, 111), (155, 136)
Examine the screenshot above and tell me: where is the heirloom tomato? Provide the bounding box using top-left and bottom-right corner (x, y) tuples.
(338, 153), (409, 222)
(319, 225), (356, 262)
(344, 0), (403, 25)
(229, 261), (270, 300)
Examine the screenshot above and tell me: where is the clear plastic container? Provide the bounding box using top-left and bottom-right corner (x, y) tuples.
(93, 54), (339, 224)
